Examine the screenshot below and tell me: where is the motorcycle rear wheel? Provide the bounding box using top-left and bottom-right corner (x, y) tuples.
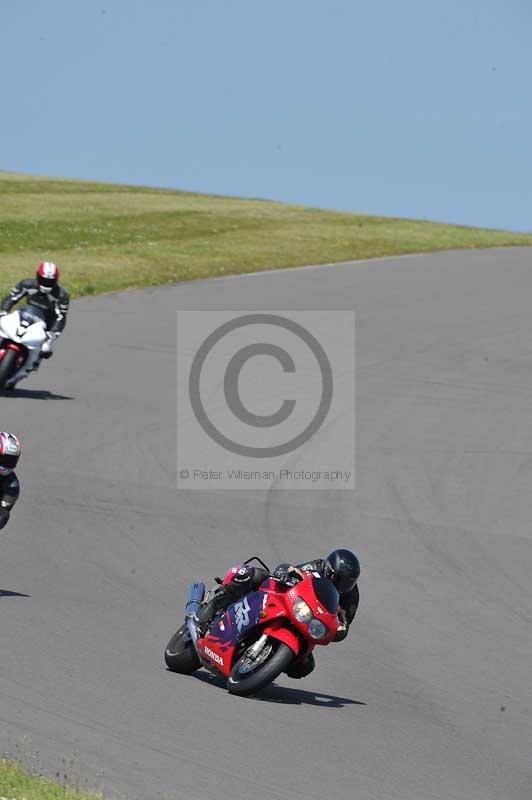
(164, 624), (200, 674)
(227, 638), (294, 696)
(0, 350), (18, 389)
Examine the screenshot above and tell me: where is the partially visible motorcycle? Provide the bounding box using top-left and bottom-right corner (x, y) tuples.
(0, 307), (47, 389)
(164, 557), (339, 696)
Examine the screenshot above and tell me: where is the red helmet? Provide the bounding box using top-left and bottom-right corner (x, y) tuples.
(0, 432), (21, 477)
(36, 262), (60, 292)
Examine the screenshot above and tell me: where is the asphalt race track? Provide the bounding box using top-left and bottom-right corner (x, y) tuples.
(1, 247), (532, 800)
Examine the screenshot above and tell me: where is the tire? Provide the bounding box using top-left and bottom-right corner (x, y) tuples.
(164, 624), (200, 674)
(227, 638), (294, 696)
(0, 350), (18, 389)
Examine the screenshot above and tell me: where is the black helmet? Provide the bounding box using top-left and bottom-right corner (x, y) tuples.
(324, 548), (360, 594)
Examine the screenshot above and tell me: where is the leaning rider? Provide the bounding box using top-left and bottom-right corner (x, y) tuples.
(195, 548), (360, 679)
(0, 262), (69, 387)
(0, 432), (21, 531)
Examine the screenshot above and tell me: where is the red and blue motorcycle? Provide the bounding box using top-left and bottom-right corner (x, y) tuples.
(164, 557), (339, 696)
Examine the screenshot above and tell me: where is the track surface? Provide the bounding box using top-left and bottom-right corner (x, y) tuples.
(1, 248), (532, 800)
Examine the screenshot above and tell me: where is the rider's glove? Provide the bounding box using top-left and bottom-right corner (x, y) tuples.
(273, 565), (303, 586)
(45, 330), (57, 341)
(333, 609), (349, 642)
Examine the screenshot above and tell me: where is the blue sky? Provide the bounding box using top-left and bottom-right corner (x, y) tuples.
(2, 0), (531, 231)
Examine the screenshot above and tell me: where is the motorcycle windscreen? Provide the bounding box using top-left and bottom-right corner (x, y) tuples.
(312, 576), (339, 613)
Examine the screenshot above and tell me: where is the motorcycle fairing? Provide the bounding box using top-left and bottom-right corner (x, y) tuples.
(207, 590), (266, 648)
(200, 582), (303, 671)
(261, 618), (301, 655)
(0, 309), (46, 349)
(198, 595), (252, 675)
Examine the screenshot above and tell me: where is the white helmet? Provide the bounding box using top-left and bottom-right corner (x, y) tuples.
(0, 432), (21, 477)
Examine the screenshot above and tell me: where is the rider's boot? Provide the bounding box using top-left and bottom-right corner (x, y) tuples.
(5, 369), (30, 389)
(285, 652), (316, 679)
(194, 566), (255, 635)
(5, 355), (41, 389)
(194, 587), (232, 634)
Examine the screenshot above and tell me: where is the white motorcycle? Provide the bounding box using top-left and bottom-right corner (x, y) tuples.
(0, 307), (47, 389)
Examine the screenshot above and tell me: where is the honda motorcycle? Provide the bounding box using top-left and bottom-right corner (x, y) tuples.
(164, 557), (339, 696)
(0, 307), (46, 389)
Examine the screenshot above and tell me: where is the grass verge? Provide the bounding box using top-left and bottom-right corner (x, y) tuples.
(0, 759), (100, 800)
(1, 170), (531, 299)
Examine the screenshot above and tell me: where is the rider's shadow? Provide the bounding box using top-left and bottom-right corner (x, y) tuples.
(192, 671), (365, 708)
(0, 388), (74, 400)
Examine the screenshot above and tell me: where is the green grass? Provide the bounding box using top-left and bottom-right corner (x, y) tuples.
(1, 171), (531, 299)
(0, 759), (101, 800)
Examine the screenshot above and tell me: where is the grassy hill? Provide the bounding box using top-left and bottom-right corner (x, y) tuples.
(1, 171), (531, 298)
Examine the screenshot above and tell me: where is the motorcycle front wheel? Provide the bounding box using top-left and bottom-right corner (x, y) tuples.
(0, 350), (18, 389)
(227, 638), (294, 696)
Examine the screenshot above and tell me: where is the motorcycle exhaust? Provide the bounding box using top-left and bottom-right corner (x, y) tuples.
(185, 581), (205, 616)
(185, 581), (206, 662)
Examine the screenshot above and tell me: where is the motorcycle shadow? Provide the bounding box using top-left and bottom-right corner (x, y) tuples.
(0, 590), (30, 598)
(192, 671), (365, 708)
(0, 388), (74, 400)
